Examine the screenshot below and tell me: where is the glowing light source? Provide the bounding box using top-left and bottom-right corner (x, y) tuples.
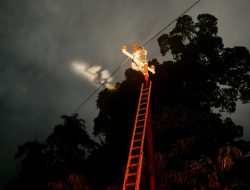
(71, 60), (113, 87)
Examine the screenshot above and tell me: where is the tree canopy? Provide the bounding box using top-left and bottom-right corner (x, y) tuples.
(5, 114), (97, 190)
(92, 13), (250, 189)
(157, 14), (250, 113)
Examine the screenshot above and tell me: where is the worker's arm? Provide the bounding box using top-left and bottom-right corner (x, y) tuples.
(122, 49), (134, 59)
(148, 66), (155, 74)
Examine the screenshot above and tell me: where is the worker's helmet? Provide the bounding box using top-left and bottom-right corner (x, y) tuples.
(132, 43), (142, 51)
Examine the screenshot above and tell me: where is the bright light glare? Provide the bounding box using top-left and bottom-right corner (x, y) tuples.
(71, 60), (113, 87)
(88, 65), (102, 74)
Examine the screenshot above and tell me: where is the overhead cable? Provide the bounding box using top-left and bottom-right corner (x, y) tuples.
(142, 0), (202, 46)
(72, 0), (202, 114)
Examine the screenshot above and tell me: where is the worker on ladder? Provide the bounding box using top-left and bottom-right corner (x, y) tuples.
(122, 44), (155, 80)
(121, 44), (156, 190)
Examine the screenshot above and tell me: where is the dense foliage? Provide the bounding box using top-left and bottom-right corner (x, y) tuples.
(90, 14), (250, 189)
(4, 115), (98, 190)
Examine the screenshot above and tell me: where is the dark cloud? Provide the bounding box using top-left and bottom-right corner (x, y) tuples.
(0, 0), (250, 189)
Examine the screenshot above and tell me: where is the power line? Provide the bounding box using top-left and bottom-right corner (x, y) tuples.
(72, 0), (202, 114)
(142, 0), (202, 46)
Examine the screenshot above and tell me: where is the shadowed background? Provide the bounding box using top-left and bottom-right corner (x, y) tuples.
(0, 0), (250, 189)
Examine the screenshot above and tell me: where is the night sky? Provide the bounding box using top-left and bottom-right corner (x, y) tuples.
(0, 0), (250, 189)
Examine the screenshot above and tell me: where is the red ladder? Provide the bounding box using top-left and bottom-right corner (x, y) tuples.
(122, 81), (152, 190)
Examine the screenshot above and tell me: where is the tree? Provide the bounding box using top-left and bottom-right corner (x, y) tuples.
(93, 14), (250, 189)
(157, 14), (250, 113)
(46, 114), (98, 180)
(5, 114), (95, 190)
(153, 14), (250, 189)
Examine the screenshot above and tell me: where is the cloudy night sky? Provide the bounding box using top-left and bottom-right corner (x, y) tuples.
(0, 0), (250, 188)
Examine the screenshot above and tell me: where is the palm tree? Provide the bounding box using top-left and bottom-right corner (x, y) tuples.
(217, 145), (243, 172)
(46, 114), (99, 189)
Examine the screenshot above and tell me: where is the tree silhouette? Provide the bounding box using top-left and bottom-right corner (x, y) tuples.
(153, 14), (250, 189)
(46, 114), (98, 180)
(93, 14), (250, 189)
(5, 114), (95, 190)
(157, 14), (250, 113)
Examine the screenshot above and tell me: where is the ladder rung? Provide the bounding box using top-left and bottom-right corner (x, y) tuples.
(140, 100), (148, 104)
(137, 119), (145, 123)
(143, 88), (149, 91)
(128, 173), (137, 176)
(138, 113), (145, 117)
(141, 97), (148, 100)
(139, 107), (146, 111)
(136, 125), (144, 128)
(132, 146), (141, 150)
(131, 155), (140, 159)
(140, 102), (147, 105)
(129, 163), (139, 167)
(138, 111), (146, 115)
(125, 183), (136, 187)
(135, 132), (143, 135)
(133, 139), (142, 142)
